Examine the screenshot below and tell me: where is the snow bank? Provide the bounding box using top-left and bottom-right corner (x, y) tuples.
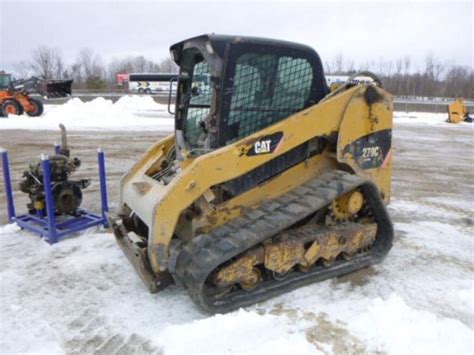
(349, 294), (473, 353)
(0, 96), (174, 131)
(156, 309), (316, 354)
(114, 95), (163, 111)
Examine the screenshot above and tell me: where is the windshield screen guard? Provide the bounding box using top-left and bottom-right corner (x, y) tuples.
(175, 43), (223, 155)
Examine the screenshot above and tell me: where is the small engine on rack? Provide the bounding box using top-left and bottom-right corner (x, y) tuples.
(19, 124), (91, 215)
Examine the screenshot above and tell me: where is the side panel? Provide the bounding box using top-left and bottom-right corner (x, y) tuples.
(191, 152), (338, 234)
(336, 86), (393, 203)
(118, 134), (175, 224)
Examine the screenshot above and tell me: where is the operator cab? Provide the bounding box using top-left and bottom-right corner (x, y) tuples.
(170, 34), (329, 156)
(0, 72), (12, 90)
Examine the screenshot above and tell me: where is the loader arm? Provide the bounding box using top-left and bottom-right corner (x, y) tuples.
(11, 76), (73, 98)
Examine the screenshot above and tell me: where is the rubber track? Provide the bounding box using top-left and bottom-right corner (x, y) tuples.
(174, 170), (393, 313)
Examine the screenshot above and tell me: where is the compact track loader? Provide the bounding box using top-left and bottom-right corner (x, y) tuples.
(447, 98), (472, 123)
(109, 34), (394, 312)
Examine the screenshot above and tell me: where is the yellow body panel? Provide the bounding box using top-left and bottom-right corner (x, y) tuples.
(447, 98), (469, 123)
(337, 88), (393, 203)
(191, 151), (338, 235)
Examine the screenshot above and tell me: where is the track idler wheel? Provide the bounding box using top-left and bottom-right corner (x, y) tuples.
(240, 268), (262, 290)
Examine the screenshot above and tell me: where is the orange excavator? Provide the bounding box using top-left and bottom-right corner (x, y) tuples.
(0, 71), (72, 117)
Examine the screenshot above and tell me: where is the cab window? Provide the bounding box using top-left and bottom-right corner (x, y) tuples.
(226, 53), (313, 143)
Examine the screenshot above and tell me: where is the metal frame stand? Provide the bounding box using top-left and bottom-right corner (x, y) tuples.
(1, 147), (109, 244)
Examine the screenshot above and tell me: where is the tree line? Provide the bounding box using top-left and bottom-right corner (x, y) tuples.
(13, 46), (178, 90)
(12, 46), (473, 98)
(325, 53), (472, 99)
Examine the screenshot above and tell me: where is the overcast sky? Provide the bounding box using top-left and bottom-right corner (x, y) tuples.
(0, 0), (472, 74)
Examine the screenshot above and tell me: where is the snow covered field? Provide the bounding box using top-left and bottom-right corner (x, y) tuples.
(0, 97), (473, 354)
(1, 95), (471, 132)
(0, 96), (174, 131)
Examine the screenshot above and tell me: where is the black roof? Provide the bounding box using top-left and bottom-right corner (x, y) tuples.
(129, 73), (177, 81)
(170, 34), (317, 64)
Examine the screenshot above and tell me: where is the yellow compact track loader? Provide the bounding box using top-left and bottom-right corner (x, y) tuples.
(109, 34), (394, 313)
(447, 98), (472, 123)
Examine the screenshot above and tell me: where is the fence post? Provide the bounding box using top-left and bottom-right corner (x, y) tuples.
(97, 148), (109, 227)
(41, 154), (58, 243)
(1, 149), (16, 223)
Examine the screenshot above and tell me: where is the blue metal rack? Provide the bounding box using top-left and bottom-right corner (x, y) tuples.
(1, 147), (109, 244)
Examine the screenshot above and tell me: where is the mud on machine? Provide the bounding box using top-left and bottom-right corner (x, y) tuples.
(1, 124), (109, 243)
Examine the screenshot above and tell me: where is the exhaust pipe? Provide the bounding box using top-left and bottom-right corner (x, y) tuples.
(58, 124), (70, 157)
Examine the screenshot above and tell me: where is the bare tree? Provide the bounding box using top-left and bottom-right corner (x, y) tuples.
(403, 56), (411, 75)
(55, 55), (65, 79)
(346, 59), (355, 74)
(444, 65), (473, 98)
(133, 56), (148, 72)
(403, 56), (411, 96)
(326, 52), (471, 98)
(159, 57), (178, 73)
(333, 53), (344, 74)
(324, 60), (332, 74)
(30, 46), (64, 79)
(132, 56), (161, 73)
(422, 53), (446, 96)
(13, 60), (31, 78)
(72, 48), (107, 89)
(75, 48), (105, 79)
(70, 63), (83, 85)
(359, 60), (373, 72)
(395, 59), (403, 76)
(377, 58), (394, 77)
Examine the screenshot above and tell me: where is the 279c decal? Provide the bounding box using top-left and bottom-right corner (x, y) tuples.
(342, 129), (392, 169)
(362, 146), (381, 159)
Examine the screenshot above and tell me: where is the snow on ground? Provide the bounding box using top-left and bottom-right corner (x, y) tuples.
(0, 96), (174, 131)
(1, 101), (473, 354)
(1, 199), (472, 354)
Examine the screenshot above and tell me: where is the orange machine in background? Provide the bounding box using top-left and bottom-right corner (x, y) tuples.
(0, 71), (72, 117)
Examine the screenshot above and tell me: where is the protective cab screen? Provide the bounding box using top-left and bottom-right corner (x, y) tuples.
(226, 53), (313, 144)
